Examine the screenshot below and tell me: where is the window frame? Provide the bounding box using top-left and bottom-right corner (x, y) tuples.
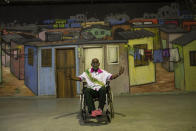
(13, 49), (18, 60)
(95, 31), (99, 35)
(101, 30), (105, 35)
(133, 44), (149, 67)
(190, 51), (196, 66)
(107, 45), (120, 65)
(41, 48), (52, 67)
(28, 48), (34, 66)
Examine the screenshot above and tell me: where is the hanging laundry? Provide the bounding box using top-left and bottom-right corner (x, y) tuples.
(144, 49), (152, 61)
(169, 48), (180, 62)
(153, 49), (163, 63)
(134, 49), (141, 60)
(162, 48), (170, 57)
(162, 48), (170, 61)
(139, 49), (144, 56)
(128, 46), (135, 56)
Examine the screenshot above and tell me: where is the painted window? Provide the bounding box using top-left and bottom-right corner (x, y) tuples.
(95, 31), (99, 35)
(107, 45), (119, 64)
(14, 49), (18, 60)
(144, 21), (153, 25)
(41, 49), (52, 67)
(190, 51), (196, 66)
(132, 22), (142, 25)
(134, 44), (148, 67)
(183, 25), (189, 31)
(2, 50), (5, 56)
(191, 25), (196, 31)
(162, 39), (167, 49)
(28, 48), (34, 66)
(101, 31), (105, 35)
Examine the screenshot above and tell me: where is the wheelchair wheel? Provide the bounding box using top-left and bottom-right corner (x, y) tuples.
(80, 94), (87, 122)
(106, 110), (111, 123)
(108, 91), (114, 118)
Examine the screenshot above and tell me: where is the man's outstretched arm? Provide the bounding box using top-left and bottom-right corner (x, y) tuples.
(70, 76), (81, 81)
(67, 73), (81, 81)
(110, 66), (124, 80)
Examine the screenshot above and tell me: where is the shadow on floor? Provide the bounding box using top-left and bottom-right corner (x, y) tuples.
(53, 111), (126, 126)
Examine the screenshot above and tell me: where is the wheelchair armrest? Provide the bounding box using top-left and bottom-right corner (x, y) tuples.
(83, 82), (87, 88)
(106, 81), (110, 86)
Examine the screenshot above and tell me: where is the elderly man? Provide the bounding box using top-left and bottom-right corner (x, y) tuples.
(70, 58), (124, 117)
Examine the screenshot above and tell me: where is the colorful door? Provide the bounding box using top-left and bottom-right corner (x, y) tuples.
(84, 47), (104, 70)
(56, 48), (76, 98)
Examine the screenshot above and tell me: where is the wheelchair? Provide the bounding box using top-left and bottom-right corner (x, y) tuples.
(80, 81), (114, 123)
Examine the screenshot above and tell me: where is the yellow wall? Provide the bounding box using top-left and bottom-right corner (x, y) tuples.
(183, 40), (196, 91)
(134, 27), (160, 49)
(128, 37), (155, 86)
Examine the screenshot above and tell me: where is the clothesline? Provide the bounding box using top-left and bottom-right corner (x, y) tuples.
(128, 47), (180, 63)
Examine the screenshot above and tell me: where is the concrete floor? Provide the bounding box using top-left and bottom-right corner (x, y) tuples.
(0, 93), (196, 131)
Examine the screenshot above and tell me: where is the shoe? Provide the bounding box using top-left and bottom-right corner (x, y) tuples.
(90, 110), (97, 117)
(94, 109), (102, 116)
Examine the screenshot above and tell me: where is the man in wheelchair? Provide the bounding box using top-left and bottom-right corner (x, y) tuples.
(70, 58), (124, 117)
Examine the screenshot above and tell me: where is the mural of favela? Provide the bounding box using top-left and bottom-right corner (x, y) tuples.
(0, 0), (196, 130)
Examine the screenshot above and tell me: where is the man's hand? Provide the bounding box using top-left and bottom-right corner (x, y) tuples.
(118, 66), (124, 76)
(66, 73), (81, 81)
(110, 66), (124, 80)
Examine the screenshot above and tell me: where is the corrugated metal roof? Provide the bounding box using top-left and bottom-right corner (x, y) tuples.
(25, 40), (77, 47)
(5, 24), (40, 34)
(25, 39), (127, 47)
(132, 24), (161, 28)
(77, 40), (127, 44)
(2, 34), (23, 43)
(117, 29), (154, 40)
(172, 31), (196, 46)
(160, 24), (186, 33)
(12, 37), (42, 45)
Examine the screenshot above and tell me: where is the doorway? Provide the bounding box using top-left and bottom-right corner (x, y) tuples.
(56, 48), (76, 98)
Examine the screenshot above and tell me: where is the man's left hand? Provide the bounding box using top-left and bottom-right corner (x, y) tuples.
(119, 66), (124, 75)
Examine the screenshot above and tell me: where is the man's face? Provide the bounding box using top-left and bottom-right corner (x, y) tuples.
(91, 59), (100, 71)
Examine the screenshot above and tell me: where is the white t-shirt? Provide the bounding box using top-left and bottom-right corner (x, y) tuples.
(79, 68), (112, 91)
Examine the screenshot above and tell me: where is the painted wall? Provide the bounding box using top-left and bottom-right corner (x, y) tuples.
(173, 44), (185, 90)
(38, 45), (79, 96)
(2, 42), (10, 67)
(183, 40), (196, 91)
(104, 43), (130, 95)
(128, 37), (155, 86)
(38, 47), (56, 95)
(10, 41), (24, 80)
(19, 45), (25, 80)
(24, 46), (38, 95)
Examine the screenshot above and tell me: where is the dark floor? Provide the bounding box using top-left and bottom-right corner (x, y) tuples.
(0, 93), (196, 131)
